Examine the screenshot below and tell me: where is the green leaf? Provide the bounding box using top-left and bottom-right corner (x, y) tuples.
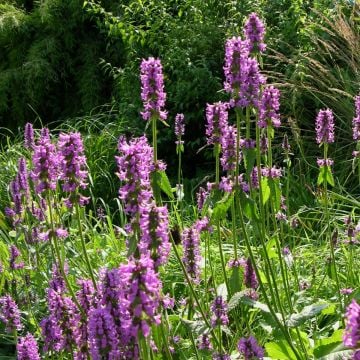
(314, 330), (344, 358)
(318, 166), (325, 186)
(212, 193), (233, 221)
(228, 291), (245, 311)
(216, 283), (228, 300)
(151, 170), (174, 200)
(240, 192), (259, 220)
(317, 347), (353, 360)
(244, 148), (256, 175)
(325, 166), (335, 187)
(181, 319), (207, 336)
(261, 177), (270, 205)
(286, 303), (329, 327)
(265, 340), (297, 359)
(268, 178), (281, 212)
(229, 266), (243, 295)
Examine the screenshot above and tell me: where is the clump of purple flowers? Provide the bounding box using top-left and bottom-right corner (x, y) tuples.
(315, 109), (335, 144)
(210, 296), (229, 327)
(258, 86), (281, 128)
(0, 295), (22, 332)
(317, 158), (334, 167)
(238, 336), (264, 359)
(244, 12), (266, 54)
(116, 136), (153, 216)
(58, 132), (89, 208)
(17, 333), (41, 360)
(140, 57), (167, 121)
(206, 102), (229, 145)
(343, 299), (360, 348)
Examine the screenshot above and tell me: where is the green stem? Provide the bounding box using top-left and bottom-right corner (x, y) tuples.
(217, 220), (230, 294)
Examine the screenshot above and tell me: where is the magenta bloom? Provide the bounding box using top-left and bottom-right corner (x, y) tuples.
(198, 334), (212, 350)
(140, 57), (167, 121)
(261, 166), (282, 179)
(9, 245), (24, 270)
(0, 295), (22, 332)
(210, 296), (229, 327)
(139, 202), (170, 267)
(317, 158), (334, 167)
(244, 257), (258, 289)
(238, 336), (264, 359)
(353, 94), (360, 140)
(258, 86), (280, 128)
(244, 12), (266, 54)
(315, 109), (335, 144)
(116, 136), (153, 216)
(196, 187), (209, 211)
(205, 102), (229, 145)
(17, 333), (40, 360)
(58, 132), (89, 208)
(343, 299), (360, 348)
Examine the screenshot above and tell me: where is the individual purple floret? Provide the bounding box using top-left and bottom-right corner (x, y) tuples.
(353, 95), (360, 140)
(88, 307), (121, 360)
(244, 258), (258, 289)
(9, 245), (24, 270)
(24, 123), (35, 150)
(343, 299), (360, 348)
(221, 125), (238, 172)
(116, 136), (153, 216)
(258, 86), (281, 128)
(182, 225), (202, 284)
(0, 295), (22, 332)
(140, 57), (167, 121)
(244, 12), (266, 54)
(31, 128), (59, 194)
(139, 202), (170, 268)
(119, 255), (162, 339)
(58, 132), (89, 208)
(196, 187), (209, 211)
(210, 296), (229, 327)
(315, 109), (335, 144)
(17, 333), (41, 360)
(317, 158), (334, 167)
(175, 113), (185, 138)
(206, 102), (229, 145)
(238, 335), (264, 359)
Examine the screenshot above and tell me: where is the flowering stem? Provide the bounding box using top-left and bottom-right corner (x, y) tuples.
(152, 115), (158, 164)
(75, 202), (97, 290)
(217, 220), (230, 294)
(215, 143), (220, 185)
(169, 232), (220, 348)
(230, 196), (238, 260)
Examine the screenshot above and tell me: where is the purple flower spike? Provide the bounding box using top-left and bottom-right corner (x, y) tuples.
(244, 13), (266, 54)
(244, 257), (258, 289)
(210, 296), (229, 327)
(140, 57), (167, 121)
(31, 128), (59, 194)
(175, 113), (185, 137)
(344, 299), (360, 348)
(315, 109), (335, 144)
(353, 94), (360, 140)
(198, 334), (212, 350)
(221, 125), (238, 172)
(116, 136), (153, 216)
(196, 187), (209, 211)
(182, 226), (202, 284)
(258, 86), (281, 128)
(17, 333), (41, 360)
(139, 202), (170, 268)
(206, 102), (229, 145)
(24, 123), (35, 150)
(0, 295), (22, 332)
(10, 245), (24, 270)
(238, 335), (264, 359)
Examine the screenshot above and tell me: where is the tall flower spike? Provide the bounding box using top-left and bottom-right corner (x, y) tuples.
(258, 86), (281, 128)
(221, 125), (238, 172)
(58, 132), (89, 208)
(238, 336), (264, 360)
(244, 12), (266, 54)
(315, 109), (335, 144)
(182, 225), (202, 284)
(343, 299), (360, 348)
(9, 245), (24, 270)
(24, 123), (35, 150)
(244, 257), (258, 289)
(140, 57), (167, 121)
(139, 202), (170, 268)
(175, 113), (185, 138)
(205, 102), (229, 145)
(353, 94), (360, 140)
(116, 136), (153, 216)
